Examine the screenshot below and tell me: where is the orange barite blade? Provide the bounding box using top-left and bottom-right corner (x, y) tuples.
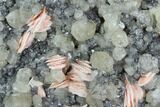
(46, 55), (67, 62)
(133, 84), (144, 100)
(76, 60), (92, 69)
(124, 76), (135, 107)
(71, 63), (92, 81)
(46, 55), (69, 70)
(74, 60), (92, 74)
(71, 68), (92, 81)
(17, 7), (52, 53)
(124, 91), (127, 107)
(124, 75), (146, 107)
(67, 71), (82, 81)
(47, 59), (67, 65)
(71, 63), (91, 74)
(37, 86), (46, 97)
(47, 57), (92, 98)
(132, 84), (144, 107)
(28, 7), (52, 33)
(27, 8), (43, 24)
(49, 80), (69, 89)
(17, 31), (35, 53)
(38, 15), (52, 32)
(137, 72), (156, 86)
(48, 64), (67, 70)
(68, 81), (88, 97)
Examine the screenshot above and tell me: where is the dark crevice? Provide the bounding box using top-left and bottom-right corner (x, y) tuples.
(85, 7), (105, 33)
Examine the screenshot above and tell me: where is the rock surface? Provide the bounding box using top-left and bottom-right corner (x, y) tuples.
(0, 45), (9, 68)
(4, 93), (32, 107)
(44, 69), (65, 84)
(150, 5), (160, 32)
(0, 0), (160, 106)
(146, 89), (160, 107)
(138, 54), (159, 73)
(35, 32), (48, 41)
(33, 95), (42, 107)
(12, 68), (32, 93)
(6, 9), (22, 28)
(71, 19), (96, 41)
(112, 47), (126, 61)
(89, 73), (119, 100)
(51, 34), (75, 52)
(90, 51), (114, 73)
(111, 29), (129, 47)
(6, 2), (42, 28)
